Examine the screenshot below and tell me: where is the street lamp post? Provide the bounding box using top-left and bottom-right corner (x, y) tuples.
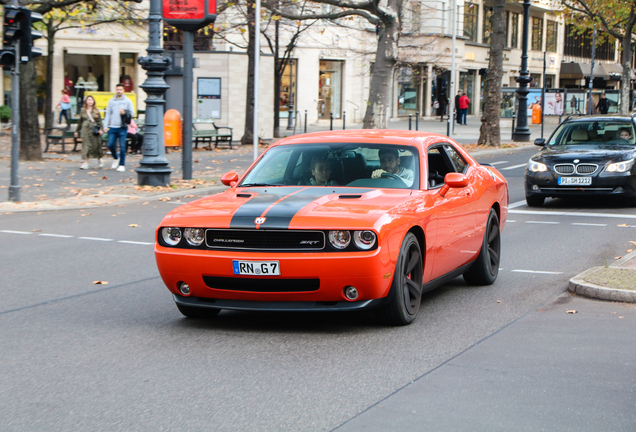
(136, 0), (173, 186)
(513, 0), (532, 142)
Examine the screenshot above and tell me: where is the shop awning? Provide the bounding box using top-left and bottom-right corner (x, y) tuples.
(591, 63), (610, 80)
(602, 63), (636, 80)
(560, 62), (591, 79)
(64, 47), (112, 55)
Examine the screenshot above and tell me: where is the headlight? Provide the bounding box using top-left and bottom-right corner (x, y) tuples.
(353, 230), (376, 250)
(606, 159), (635, 173)
(184, 228), (205, 246)
(328, 230), (351, 249)
(529, 160), (548, 172)
(161, 227), (182, 246)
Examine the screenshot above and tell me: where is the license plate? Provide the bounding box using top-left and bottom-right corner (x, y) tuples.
(558, 177), (592, 185)
(232, 260), (280, 276)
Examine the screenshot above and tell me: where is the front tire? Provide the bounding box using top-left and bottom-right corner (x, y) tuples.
(379, 232), (424, 326)
(176, 303), (221, 319)
(463, 208), (501, 286)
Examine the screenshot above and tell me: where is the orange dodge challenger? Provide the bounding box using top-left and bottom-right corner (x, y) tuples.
(155, 130), (508, 325)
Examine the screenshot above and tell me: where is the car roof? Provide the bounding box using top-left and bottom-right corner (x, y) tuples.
(566, 115), (635, 123)
(272, 129), (452, 147)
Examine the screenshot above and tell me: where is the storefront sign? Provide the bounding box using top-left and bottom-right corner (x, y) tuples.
(320, 49), (348, 58)
(163, 0), (216, 31)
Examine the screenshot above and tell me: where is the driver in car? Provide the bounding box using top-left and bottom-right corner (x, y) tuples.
(619, 127), (633, 143)
(371, 148), (414, 182)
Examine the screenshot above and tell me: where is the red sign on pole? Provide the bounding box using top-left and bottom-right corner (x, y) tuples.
(163, 0), (216, 31)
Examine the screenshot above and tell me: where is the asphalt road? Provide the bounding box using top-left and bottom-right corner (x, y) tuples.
(2, 147), (636, 431)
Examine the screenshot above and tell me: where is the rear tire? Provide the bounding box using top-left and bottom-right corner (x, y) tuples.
(176, 303), (221, 319)
(526, 195), (545, 207)
(463, 208), (501, 286)
(379, 232), (424, 326)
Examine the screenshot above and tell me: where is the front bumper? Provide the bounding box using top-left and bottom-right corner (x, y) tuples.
(156, 245), (395, 303)
(525, 170), (636, 198)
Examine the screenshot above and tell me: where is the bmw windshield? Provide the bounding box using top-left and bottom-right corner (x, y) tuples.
(548, 121), (636, 148)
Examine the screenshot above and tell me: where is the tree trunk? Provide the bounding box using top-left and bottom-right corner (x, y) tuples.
(19, 61), (42, 161)
(362, 8), (402, 129)
(620, 32), (632, 114)
(477, 0), (506, 146)
(273, 20), (280, 138)
(45, 22), (56, 129)
(241, 0), (256, 145)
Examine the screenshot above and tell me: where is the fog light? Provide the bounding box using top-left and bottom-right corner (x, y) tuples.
(344, 286), (358, 300)
(532, 184), (540, 191)
(179, 282), (191, 296)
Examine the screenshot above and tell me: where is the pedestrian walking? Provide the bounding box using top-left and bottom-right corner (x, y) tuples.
(596, 93), (610, 114)
(458, 92), (470, 125)
(75, 95), (104, 170)
(455, 91), (461, 124)
(56, 89), (72, 127)
(104, 83), (135, 172)
(439, 95), (448, 122)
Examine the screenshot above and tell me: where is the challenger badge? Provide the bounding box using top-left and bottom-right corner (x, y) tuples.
(255, 217), (266, 224)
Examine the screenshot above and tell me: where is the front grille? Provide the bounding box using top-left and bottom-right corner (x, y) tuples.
(576, 164), (598, 174)
(554, 164), (575, 174)
(203, 276), (320, 292)
(205, 229), (325, 250)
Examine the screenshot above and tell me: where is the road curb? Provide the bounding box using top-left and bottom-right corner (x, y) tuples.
(568, 266), (636, 303)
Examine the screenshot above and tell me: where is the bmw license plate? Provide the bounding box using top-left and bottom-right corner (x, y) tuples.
(233, 260), (280, 276)
(558, 177), (592, 186)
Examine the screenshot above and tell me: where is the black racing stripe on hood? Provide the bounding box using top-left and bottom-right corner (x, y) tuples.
(259, 187), (368, 229)
(230, 187), (304, 228)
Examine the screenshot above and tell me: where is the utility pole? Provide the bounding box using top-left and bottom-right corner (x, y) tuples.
(254, 0), (261, 161)
(8, 0), (21, 202)
(512, 0), (532, 141)
(182, 31), (194, 180)
(447, 0), (456, 137)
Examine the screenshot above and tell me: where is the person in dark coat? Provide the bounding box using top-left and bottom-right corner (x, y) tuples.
(596, 93), (610, 114)
(455, 91), (461, 124)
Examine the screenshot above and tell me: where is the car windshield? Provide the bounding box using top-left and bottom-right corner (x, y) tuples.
(240, 143), (419, 189)
(548, 121), (636, 147)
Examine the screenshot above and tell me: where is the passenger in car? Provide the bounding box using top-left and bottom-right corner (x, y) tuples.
(619, 128), (633, 143)
(371, 148), (414, 181)
(305, 156), (339, 186)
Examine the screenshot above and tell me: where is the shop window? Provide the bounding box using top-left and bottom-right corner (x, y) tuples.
(319, 60), (343, 119)
(482, 6), (493, 45)
(546, 20), (557, 53)
(397, 66), (418, 116)
(511, 13), (519, 49)
(531, 17), (543, 51)
(280, 59), (297, 119)
(464, 2), (478, 42)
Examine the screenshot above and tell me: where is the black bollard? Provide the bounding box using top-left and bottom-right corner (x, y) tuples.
(343, 111), (346, 130)
(330, 112), (333, 131)
(511, 113), (516, 140)
(409, 114), (412, 130)
(304, 110), (307, 133)
(416, 112), (419, 131)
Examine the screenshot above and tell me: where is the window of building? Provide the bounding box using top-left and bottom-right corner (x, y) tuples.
(531, 17), (543, 51)
(546, 20), (557, 52)
(511, 13), (519, 48)
(482, 6), (493, 45)
(397, 66), (418, 116)
(563, 25), (616, 61)
(464, 2), (478, 42)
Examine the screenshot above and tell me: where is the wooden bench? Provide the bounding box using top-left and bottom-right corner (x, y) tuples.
(44, 118), (81, 153)
(192, 118), (233, 149)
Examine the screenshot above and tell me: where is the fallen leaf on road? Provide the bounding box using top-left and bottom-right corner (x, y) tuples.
(159, 197), (171, 201)
(142, 202), (149, 205)
(185, 195), (195, 198)
(614, 256), (623, 260)
(129, 224), (138, 227)
(619, 316), (624, 319)
(611, 312), (617, 314)
(496, 300), (502, 303)
(566, 310), (577, 314)
(93, 281), (108, 285)
(101, 176), (108, 180)
(627, 249), (633, 253)
(536, 309), (545, 312)
(618, 224), (629, 227)
(31, 229), (41, 232)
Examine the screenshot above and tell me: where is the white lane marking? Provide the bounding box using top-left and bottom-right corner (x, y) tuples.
(508, 200), (526, 209)
(526, 221), (560, 224)
(39, 233), (74, 238)
(165, 202), (184, 205)
(118, 240), (153, 245)
(489, 161), (509, 165)
(512, 269), (563, 275)
(501, 163), (527, 170)
(1, 230), (32, 234)
(509, 209), (636, 219)
(507, 220), (517, 223)
(571, 223), (607, 227)
(78, 237), (113, 242)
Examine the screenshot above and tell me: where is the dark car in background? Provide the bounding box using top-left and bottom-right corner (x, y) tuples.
(525, 115), (636, 206)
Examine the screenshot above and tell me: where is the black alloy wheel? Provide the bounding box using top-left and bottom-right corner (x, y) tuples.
(176, 303), (221, 319)
(463, 208), (501, 286)
(379, 232), (424, 326)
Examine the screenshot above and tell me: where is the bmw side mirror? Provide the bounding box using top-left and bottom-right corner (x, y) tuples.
(534, 138), (546, 146)
(221, 171), (239, 187)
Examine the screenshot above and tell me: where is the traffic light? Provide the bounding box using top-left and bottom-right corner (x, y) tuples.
(20, 10), (43, 62)
(1, 5), (26, 69)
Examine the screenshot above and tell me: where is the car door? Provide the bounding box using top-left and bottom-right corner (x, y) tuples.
(427, 144), (479, 279)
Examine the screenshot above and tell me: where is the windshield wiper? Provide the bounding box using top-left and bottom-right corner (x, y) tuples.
(240, 183), (277, 187)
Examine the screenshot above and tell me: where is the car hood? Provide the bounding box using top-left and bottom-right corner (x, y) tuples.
(165, 186), (413, 229)
(536, 145), (635, 164)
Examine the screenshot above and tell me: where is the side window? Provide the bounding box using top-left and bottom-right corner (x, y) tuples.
(443, 145), (468, 173)
(427, 146), (454, 188)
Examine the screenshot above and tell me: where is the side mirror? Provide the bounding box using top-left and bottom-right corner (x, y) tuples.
(221, 171), (239, 187)
(439, 173), (468, 197)
(534, 138), (546, 146)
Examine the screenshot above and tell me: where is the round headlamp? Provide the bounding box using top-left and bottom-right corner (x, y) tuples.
(184, 228), (205, 246)
(161, 227), (182, 246)
(353, 230), (376, 250)
(328, 230), (351, 249)
(529, 160), (548, 172)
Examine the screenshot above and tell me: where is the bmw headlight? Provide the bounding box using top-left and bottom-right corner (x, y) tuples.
(353, 230), (376, 250)
(529, 160), (548, 172)
(606, 159), (635, 173)
(161, 227), (182, 246)
(184, 228), (205, 246)
(328, 230), (351, 249)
